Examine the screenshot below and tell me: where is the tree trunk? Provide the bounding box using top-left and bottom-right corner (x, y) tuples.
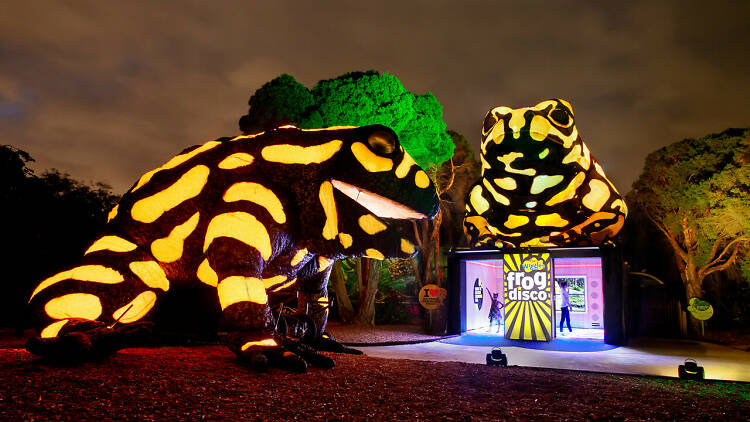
(682, 255), (704, 335)
(355, 259), (381, 325)
(330, 261), (355, 323)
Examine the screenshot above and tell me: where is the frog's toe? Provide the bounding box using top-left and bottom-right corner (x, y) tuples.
(313, 331), (362, 355)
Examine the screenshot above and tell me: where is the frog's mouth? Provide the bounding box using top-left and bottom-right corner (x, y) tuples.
(331, 179), (426, 220)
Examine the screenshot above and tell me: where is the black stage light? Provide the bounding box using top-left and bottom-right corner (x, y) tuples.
(678, 359), (704, 380)
(486, 347), (507, 367)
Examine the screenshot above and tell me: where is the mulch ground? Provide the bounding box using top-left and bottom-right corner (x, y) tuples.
(1, 346), (748, 421)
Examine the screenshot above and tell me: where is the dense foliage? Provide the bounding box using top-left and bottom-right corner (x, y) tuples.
(628, 128), (750, 329)
(239, 71), (454, 169)
(0, 145), (119, 328)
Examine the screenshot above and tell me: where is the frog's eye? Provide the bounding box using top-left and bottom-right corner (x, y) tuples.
(483, 112), (499, 135)
(549, 107), (573, 127)
(367, 131), (396, 155)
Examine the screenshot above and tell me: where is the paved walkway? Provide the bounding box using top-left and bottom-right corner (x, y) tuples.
(360, 335), (750, 382)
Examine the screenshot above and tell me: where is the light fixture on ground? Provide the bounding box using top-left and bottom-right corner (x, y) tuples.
(678, 359), (704, 380)
(486, 347), (507, 366)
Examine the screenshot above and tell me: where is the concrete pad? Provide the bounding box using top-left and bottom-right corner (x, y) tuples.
(360, 337), (750, 382)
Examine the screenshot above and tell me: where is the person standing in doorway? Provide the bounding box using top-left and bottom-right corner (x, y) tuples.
(486, 288), (504, 333)
(558, 280), (572, 336)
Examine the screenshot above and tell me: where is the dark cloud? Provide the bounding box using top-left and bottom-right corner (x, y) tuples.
(1, 1), (748, 193)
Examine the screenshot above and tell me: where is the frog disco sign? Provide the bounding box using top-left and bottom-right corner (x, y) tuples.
(503, 252), (553, 341)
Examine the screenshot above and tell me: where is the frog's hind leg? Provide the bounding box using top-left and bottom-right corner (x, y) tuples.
(26, 243), (169, 360)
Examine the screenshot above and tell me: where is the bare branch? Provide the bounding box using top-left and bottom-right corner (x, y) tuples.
(699, 236), (749, 278)
(642, 205), (687, 261)
(700, 244), (742, 279)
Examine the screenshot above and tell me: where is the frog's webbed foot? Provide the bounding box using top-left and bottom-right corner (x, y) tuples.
(310, 331), (362, 355)
(227, 332), (335, 373)
(26, 319), (153, 362)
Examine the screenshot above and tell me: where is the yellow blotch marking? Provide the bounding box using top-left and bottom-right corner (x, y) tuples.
(271, 278), (297, 292)
(129, 261), (170, 291)
(44, 293), (102, 320)
(150, 212), (200, 263)
(217, 276), (267, 309)
(562, 144), (581, 165)
(530, 175), (564, 194)
(494, 177), (517, 190)
(395, 153), (416, 178)
(240, 338), (278, 351)
(595, 162), (621, 195)
(41, 319), (69, 338)
(590, 215), (625, 244)
(223, 182), (286, 224)
(535, 213), (570, 227)
(365, 248), (385, 260)
(580, 143), (591, 170)
(318, 256), (332, 272)
(521, 238), (555, 247)
(488, 119), (505, 145)
(85, 236), (137, 255)
(538, 148), (550, 159)
(546, 172), (586, 206)
(300, 125), (358, 131)
(508, 109), (527, 137)
(197, 259), (218, 287)
(318, 296), (329, 304)
(261, 140), (342, 164)
(351, 142), (393, 172)
(469, 185), (490, 214)
(533, 100), (558, 111)
(112, 291), (157, 324)
(482, 179), (510, 206)
(358, 214), (387, 235)
(263, 275), (287, 290)
(611, 199), (628, 215)
(291, 248), (308, 266)
(31, 265), (124, 301)
(107, 204), (118, 222)
(529, 115), (551, 141)
(480, 155), (491, 176)
(132, 141), (220, 192)
(338, 233), (353, 249)
(498, 152), (536, 176)
(131, 165), (210, 223)
(218, 152), (255, 169)
(414, 170), (430, 188)
(504, 215), (529, 229)
(400, 238), (415, 254)
(319, 181), (338, 240)
(204, 212), (272, 260)
(582, 179), (610, 211)
(230, 132), (263, 141)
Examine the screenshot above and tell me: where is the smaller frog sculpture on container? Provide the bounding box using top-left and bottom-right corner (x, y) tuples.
(464, 99), (627, 248)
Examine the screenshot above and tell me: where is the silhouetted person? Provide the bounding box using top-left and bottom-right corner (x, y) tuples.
(486, 288), (503, 333)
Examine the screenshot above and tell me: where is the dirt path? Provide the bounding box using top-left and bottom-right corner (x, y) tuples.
(1, 346), (747, 420)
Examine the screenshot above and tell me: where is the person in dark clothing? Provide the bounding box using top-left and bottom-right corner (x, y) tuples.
(558, 280), (572, 335)
(486, 288), (504, 333)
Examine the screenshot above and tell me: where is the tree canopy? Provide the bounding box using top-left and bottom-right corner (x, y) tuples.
(239, 71), (454, 169)
(0, 145), (119, 328)
(628, 128), (750, 306)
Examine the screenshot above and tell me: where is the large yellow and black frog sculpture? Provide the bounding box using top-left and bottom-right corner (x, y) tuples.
(464, 99), (627, 248)
(27, 124), (439, 372)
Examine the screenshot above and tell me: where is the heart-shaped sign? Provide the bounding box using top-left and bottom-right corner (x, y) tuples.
(429, 289), (439, 297)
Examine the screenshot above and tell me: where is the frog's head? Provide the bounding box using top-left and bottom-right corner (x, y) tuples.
(282, 124), (439, 259)
(478, 99), (592, 204)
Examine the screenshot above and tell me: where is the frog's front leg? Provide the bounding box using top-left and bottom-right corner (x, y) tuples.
(296, 257), (361, 355)
(204, 232), (332, 372)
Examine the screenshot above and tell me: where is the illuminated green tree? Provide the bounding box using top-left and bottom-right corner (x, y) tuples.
(628, 128), (750, 331)
(238, 74), (322, 134)
(303, 71), (453, 168)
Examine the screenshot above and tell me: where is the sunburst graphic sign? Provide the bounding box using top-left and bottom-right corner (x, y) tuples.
(503, 252), (553, 341)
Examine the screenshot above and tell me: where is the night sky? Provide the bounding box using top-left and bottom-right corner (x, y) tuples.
(2, 1), (748, 194)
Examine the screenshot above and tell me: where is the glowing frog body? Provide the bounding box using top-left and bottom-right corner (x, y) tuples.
(28, 124), (439, 370)
(463, 99), (627, 247)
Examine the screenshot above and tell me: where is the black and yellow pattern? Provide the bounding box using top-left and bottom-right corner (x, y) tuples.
(503, 252), (553, 341)
(27, 124), (439, 366)
(463, 99), (627, 248)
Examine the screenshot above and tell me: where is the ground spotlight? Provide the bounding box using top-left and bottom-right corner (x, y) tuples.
(678, 359), (704, 380)
(486, 347), (507, 367)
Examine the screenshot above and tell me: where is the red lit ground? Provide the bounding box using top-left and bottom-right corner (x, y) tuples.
(1, 345), (748, 420)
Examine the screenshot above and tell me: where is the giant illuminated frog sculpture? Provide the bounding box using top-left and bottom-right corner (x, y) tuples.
(27, 124), (439, 372)
(464, 99), (627, 247)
